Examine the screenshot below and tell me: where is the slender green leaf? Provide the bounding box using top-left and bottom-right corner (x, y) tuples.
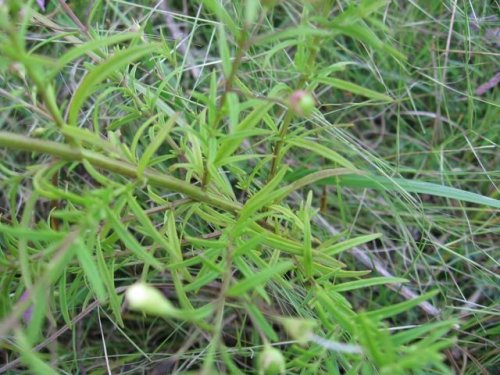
(317, 77), (392, 101)
(254, 27), (331, 46)
(105, 207), (164, 270)
(316, 289), (356, 334)
(215, 101), (274, 164)
(366, 290), (439, 320)
(288, 138), (357, 170)
(330, 277), (407, 292)
(202, 0), (239, 35)
(337, 174), (500, 209)
(53, 32), (139, 75)
(303, 191), (313, 278)
(275, 168), (356, 202)
(138, 114), (178, 176)
(227, 261), (294, 297)
(74, 237), (106, 302)
(246, 303), (278, 342)
(240, 167), (286, 218)
(0, 223), (66, 241)
(323, 233), (382, 256)
(68, 44), (160, 126)
(392, 320), (457, 346)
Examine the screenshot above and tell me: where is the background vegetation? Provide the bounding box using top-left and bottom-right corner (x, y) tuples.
(0, 0), (498, 374)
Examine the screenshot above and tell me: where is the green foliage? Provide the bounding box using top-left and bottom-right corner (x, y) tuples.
(0, 1), (498, 374)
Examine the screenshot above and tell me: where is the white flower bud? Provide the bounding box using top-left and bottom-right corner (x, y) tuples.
(257, 345), (286, 375)
(280, 317), (316, 345)
(125, 283), (175, 317)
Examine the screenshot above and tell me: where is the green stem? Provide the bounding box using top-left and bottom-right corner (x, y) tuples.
(0, 132), (241, 213)
(213, 33), (249, 130)
(268, 111), (293, 181)
(201, 240), (235, 374)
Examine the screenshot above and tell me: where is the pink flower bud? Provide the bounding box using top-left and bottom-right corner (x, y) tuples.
(289, 90), (316, 117)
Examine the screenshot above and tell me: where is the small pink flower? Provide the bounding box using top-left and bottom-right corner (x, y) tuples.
(36, 0), (46, 11)
(19, 290), (33, 323)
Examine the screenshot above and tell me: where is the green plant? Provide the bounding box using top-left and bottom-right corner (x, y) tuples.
(0, 1), (498, 374)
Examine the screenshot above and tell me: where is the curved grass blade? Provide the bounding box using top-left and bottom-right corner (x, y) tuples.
(338, 174), (500, 209)
(68, 44), (160, 126)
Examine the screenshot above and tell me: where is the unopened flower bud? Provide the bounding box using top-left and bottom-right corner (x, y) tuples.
(280, 317), (316, 345)
(125, 283), (175, 317)
(289, 90), (316, 117)
(257, 345), (286, 375)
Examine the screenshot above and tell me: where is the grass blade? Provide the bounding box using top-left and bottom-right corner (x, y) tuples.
(338, 174), (500, 209)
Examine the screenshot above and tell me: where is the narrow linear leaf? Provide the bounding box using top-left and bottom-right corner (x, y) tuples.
(215, 101), (274, 164)
(294, 170), (500, 209)
(183, 271), (219, 293)
(316, 289), (356, 334)
(53, 32), (139, 76)
(330, 277), (408, 292)
(237, 167), (288, 225)
(138, 114), (178, 177)
(202, 0), (239, 35)
(234, 257), (270, 303)
(337, 174), (500, 209)
(288, 138), (357, 170)
(366, 290), (439, 320)
(105, 207), (164, 270)
(303, 191), (313, 278)
(254, 27), (332, 46)
(246, 303), (278, 342)
(392, 320), (458, 346)
(58, 273), (71, 328)
(330, 21), (406, 61)
(217, 23), (232, 76)
(355, 313), (387, 365)
(68, 44), (160, 126)
(95, 240), (123, 326)
(74, 238), (106, 302)
(317, 77), (392, 101)
(323, 233), (382, 256)
(227, 261), (294, 297)
(276, 168), (356, 202)
(0, 223), (66, 241)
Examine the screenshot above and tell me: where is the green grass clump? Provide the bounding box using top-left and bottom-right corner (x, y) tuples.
(0, 0), (498, 374)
